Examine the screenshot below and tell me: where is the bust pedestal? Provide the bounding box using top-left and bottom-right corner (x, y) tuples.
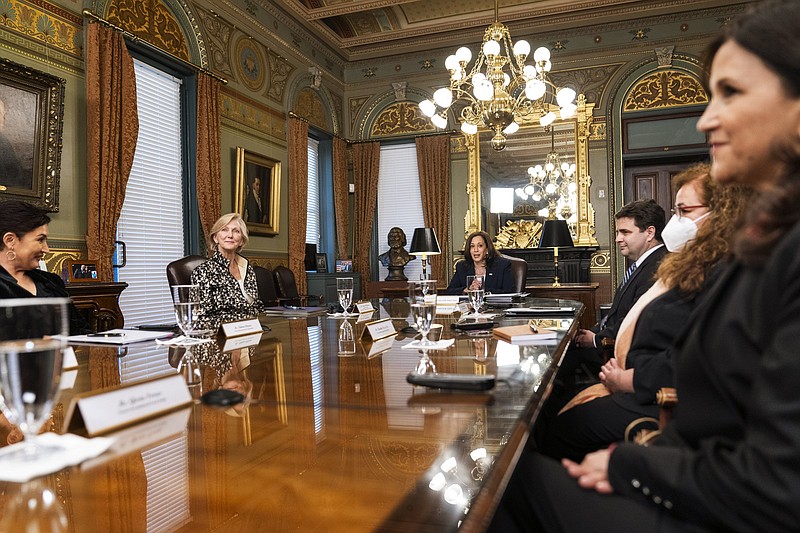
(385, 265), (408, 281)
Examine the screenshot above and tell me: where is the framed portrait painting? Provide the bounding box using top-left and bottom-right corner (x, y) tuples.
(67, 260), (100, 283)
(0, 58), (66, 211)
(234, 147), (281, 236)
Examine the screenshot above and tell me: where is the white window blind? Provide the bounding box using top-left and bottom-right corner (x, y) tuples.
(377, 144), (424, 281)
(307, 138), (320, 246)
(117, 59), (184, 327)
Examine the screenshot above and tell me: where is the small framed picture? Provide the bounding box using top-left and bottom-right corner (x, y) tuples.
(335, 259), (353, 272)
(315, 253), (328, 273)
(67, 260), (100, 283)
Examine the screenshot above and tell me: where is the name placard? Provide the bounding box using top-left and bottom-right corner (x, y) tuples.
(62, 346), (78, 369)
(436, 295), (460, 315)
(356, 312), (374, 323)
(355, 301), (375, 314)
(221, 318), (263, 337)
(64, 374), (192, 437)
(457, 302), (472, 315)
(222, 332), (262, 352)
(360, 318), (396, 342)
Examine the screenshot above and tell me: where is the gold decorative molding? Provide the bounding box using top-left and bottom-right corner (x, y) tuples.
(589, 121), (606, 141)
(195, 5), (234, 77)
(590, 250), (611, 274)
(348, 95), (370, 134)
(624, 69), (708, 111)
(495, 219), (543, 249)
(264, 48), (294, 104)
(0, 0), (83, 58)
(370, 101), (434, 137)
(43, 249), (82, 276)
(233, 34), (264, 92)
(294, 88), (328, 131)
(105, 0), (189, 61)
(220, 86), (286, 143)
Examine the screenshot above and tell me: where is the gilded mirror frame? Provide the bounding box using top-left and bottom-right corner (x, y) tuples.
(464, 95), (597, 246)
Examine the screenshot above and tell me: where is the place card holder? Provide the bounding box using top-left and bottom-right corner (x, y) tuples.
(221, 332), (262, 352)
(221, 318), (263, 337)
(64, 374), (192, 437)
(360, 318), (396, 342)
(362, 336), (394, 359)
(355, 301), (375, 314)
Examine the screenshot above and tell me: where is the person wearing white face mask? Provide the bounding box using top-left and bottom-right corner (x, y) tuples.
(536, 163), (751, 462)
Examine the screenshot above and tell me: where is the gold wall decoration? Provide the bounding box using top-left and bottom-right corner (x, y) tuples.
(264, 48), (294, 104)
(589, 250), (611, 274)
(105, 0), (189, 61)
(294, 88), (328, 131)
(234, 34), (265, 92)
(43, 249), (82, 276)
(220, 86), (286, 144)
(370, 101), (434, 137)
(494, 220), (543, 250)
(348, 95), (370, 134)
(195, 6), (234, 78)
(624, 70), (708, 111)
(589, 121), (606, 141)
(0, 0), (83, 58)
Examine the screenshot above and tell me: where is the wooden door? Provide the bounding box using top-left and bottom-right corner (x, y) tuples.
(622, 162), (698, 216)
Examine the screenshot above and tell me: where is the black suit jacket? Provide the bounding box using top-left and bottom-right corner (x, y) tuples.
(444, 256), (514, 295)
(609, 221), (800, 531)
(593, 245), (667, 346)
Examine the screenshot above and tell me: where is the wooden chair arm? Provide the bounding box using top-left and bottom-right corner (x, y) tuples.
(656, 387), (678, 408)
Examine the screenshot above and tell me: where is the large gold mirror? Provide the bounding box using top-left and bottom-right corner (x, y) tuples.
(465, 96), (597, 247)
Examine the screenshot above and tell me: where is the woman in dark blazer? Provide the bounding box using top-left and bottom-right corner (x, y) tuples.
(444, 231), (514, 295)
(491, 2), (800, 531)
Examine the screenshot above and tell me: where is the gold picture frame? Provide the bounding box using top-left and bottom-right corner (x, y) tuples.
(0, 58), (66, 211)
(234, 147), (281, 236)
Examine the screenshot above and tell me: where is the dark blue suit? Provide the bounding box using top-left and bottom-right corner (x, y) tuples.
(445, 256), (514, 295)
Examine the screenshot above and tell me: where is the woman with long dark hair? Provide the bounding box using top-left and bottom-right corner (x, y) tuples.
(445, 231), (514, 294)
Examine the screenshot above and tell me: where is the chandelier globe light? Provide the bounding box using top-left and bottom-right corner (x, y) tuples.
(419, 2), (577, 151)
(516, 128), (577, 219)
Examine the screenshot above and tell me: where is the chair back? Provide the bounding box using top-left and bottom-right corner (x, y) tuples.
(166, 255), (206, 287)
(253, 265), (280, 307)
(273, 265), (301, 305)
(503, 254), (528, 293)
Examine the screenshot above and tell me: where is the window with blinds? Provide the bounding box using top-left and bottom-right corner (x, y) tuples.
(307, 137), (320, 246)
(116, 59), (184, 326)
(377, 143), (425, 281)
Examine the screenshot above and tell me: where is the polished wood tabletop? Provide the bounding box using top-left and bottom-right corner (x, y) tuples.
(0, 298), (581, 533)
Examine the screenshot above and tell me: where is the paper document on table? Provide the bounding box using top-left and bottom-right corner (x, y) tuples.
(61, 329), (173, 345)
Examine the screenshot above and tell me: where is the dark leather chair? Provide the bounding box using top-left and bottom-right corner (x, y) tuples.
(273, 266), (323, 307)
(166, 255), (205, 287)
(253, 265), (280, 307)
(503, 254), (529, 293)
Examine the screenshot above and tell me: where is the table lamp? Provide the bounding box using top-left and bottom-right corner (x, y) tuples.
(410, 227), (441, 280)
(538, 219), (573, 287)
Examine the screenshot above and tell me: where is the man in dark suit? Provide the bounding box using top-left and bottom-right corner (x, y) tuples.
(245, 176), (265, 224)
(560, 199), (667, 385)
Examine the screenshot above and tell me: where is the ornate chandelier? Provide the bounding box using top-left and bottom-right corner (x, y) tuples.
(517, 128), (577, 219)
(419, 3), (576, 151)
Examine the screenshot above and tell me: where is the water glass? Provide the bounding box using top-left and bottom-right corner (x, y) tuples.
(466, 275), (485, 314)
(409, 279), (437, 346)
(337, 277), (354, 314)
(171, 284), (201, 337)
(338, 320), (356, 356)
(0, 298), (68, 461)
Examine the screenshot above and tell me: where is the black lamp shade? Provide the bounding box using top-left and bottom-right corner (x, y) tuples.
(538, 219), (574, 249)
(410, 227), (441, 255)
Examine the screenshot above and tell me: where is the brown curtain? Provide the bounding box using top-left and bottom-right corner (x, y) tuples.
(196, 73), (222, 243)
(288, 117), (309, 294)
(332, 136), (350, 260)
(416, 135), (451, 283)
(85, 23), (138, 281)
(352, 142), (381, 296)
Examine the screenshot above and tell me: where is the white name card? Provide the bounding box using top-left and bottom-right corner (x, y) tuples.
(64, 374), (192, 437)
(457, 302), (472, 315)
(364, 336), (394, 358)
(222, 332), (262, 352)
(355, 301), (375, 314)
(436, 295), (460, 315)
(62, 346), (78, 369)
(360, 318), (396, 342)
(221, 318), (263, 337)
(356, 312), (374, 323)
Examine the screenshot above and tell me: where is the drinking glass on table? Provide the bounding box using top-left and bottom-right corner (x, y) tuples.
(466, 275), (485, 315)
(337, 277), (354, 315)
(171, 285), (201, 338)
(409, 279), (438, 347)
(0, 298), (68, 461)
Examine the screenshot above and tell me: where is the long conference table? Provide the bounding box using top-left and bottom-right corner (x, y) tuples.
(0, 297), (581, 533)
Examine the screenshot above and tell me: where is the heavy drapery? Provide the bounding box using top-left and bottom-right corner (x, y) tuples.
(352, 142), (381, 296)
(85, 22), (138, 281)
(288, 117), (309, 294)
(332, 136), (350, 260)
(416, 135), (451, 283)
(196, 73), (222, 244)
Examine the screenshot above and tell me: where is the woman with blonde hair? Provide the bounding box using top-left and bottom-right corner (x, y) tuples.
(191, 213), (266, 329)
(537, 163), (750, 461)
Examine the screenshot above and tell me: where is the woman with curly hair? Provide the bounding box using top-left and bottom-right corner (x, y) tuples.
(536, 163), (750, 461)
